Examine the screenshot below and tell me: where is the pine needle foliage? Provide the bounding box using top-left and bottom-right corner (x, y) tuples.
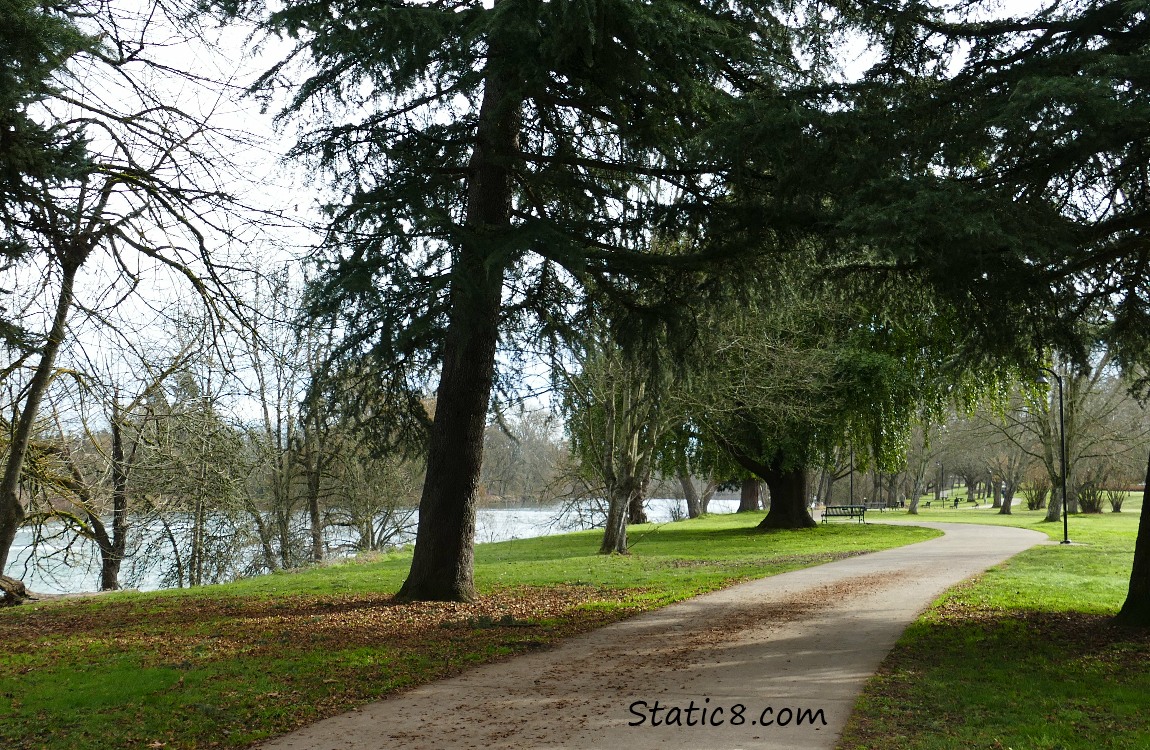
(241, 0), (835, 443)
(778, 0), (1150, 373)
(0, 0), (93, 346)
(223, 0), (856, 599)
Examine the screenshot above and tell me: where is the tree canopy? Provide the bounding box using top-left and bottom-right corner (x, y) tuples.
(237, 0), (851, 600)
(0, 0), (92, 347)
(774, 0), (1150, 372)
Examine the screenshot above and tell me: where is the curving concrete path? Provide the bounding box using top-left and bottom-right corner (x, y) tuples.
(258, 521), (1045, 750)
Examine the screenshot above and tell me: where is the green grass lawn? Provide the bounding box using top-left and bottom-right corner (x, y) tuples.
(0, 511), (936, 750)
(839, 497), (1150, 750)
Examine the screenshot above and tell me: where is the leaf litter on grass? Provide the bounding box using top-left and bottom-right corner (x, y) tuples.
(0, 585), (650, 750)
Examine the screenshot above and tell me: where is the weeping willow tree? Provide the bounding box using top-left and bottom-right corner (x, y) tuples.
(674, 264), (981, 531)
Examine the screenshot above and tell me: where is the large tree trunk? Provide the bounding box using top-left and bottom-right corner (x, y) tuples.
(396, 46), (518, 601)
(992, 479), (1002, 509)
(999, 481), (1015, 516)
(395, 254), (502, 601)
(719, 443), (815, 530)
(757, 460), (817, 530)
(1114, 449), (1150, 626)
(0, 250), (85, 573)
(679, 471), (702, 519)
(395, 238), (503, 600)
(1044, 489), (1064, 523)
(738, 478), (761, 511)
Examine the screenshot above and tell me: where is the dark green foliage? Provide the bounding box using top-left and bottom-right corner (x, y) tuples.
(236, 0), (859, 597)
(779, 0), (1150, 373)
(687, 276), (959, 475)
(0, 0), (90, 204)
(252, 0), (822, 440)
(0, 0), (92, 347)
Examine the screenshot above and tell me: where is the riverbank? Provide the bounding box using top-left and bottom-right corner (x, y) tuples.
(7, 497), (743, 595)
(0, 512), (935, 749)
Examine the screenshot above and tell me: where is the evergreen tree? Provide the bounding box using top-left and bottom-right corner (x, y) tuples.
(0, 0), (91, 347)
(240, 0), (838, 600)
(676, 263), (976, 528)
(783, 0), (1150, 369)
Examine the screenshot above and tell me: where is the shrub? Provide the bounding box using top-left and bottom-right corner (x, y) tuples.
(1077, 481), (1105, 514)
(1021, 478), (1049, 511)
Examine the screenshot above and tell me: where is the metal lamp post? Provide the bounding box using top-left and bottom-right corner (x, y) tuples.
(849, 447), (854, 505)
(1038, 366), (1071, 545)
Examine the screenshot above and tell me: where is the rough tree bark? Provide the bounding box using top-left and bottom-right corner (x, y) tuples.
(680, 470), (702, 518)
(1114, 448), (1150, 626)
(998, 477), (1017, 516)
(757, 460), (817, 530)
(0, 575), (31, 606)
(1045, 489), (1064, 525)
(627, 477), (649, 525)
(100, 401), (131, 590)
(298, 410), (329, 565)
(600, 475), (638, 554)
(394, 250), (503, 601)
(395, 47), (520, 600)
(678, 472), (715, 518)
(738, 479), (762, 512)
(719, 442), (816, 529)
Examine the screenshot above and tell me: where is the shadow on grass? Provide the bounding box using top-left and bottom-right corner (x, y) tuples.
(841, 609), (1150, 750)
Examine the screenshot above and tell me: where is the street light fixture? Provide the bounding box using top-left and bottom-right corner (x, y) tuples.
(1037, 366), (1071, 545)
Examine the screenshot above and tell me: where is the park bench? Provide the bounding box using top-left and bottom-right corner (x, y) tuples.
(922, 497), (961, 509)
(822, 505), (867, 523)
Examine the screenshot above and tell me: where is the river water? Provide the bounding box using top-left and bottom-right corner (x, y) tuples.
(7, 497), (742, 595)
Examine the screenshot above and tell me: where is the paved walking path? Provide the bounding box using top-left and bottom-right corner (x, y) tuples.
(259, 521), (1045, 750)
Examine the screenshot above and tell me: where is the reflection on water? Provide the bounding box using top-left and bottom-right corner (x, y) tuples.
(7, 497), (741, 595)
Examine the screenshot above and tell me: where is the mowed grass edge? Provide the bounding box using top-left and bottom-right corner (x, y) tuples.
(0, 511), (937, 750)
(839, 498), (1150, 750)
